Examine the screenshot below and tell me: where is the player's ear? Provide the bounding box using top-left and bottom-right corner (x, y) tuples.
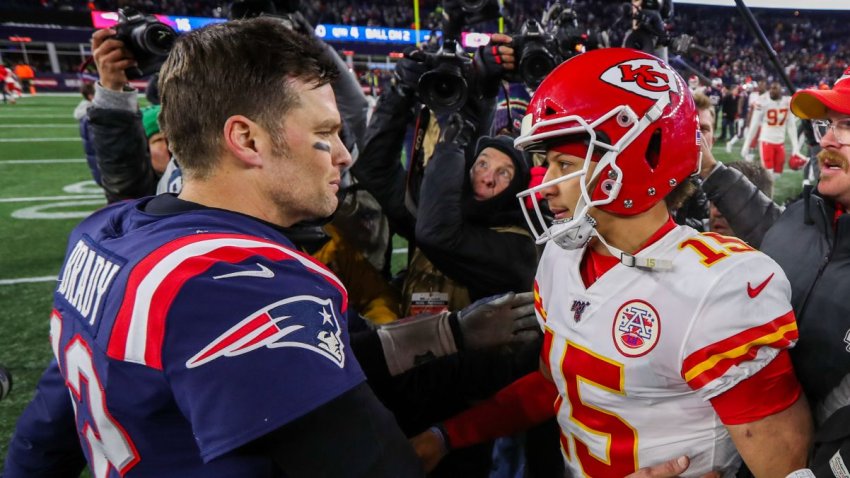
(223, 115), (263, 168)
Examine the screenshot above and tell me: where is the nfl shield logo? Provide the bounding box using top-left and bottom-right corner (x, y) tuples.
(570, 300), (590, 322)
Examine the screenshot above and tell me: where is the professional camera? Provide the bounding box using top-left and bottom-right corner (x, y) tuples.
(413, 0), (500, 114)
(454, 0), (501, 26)
(511, 20), (560, 89)
(510, 2), (595, 89)
(113, 7), (178, 79)
(416, 41), (473, 115)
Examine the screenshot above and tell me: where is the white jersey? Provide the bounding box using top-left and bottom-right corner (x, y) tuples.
(748, 91), (763, 110)
(534, 225), (797, 478)
(751, 95), (793, 144)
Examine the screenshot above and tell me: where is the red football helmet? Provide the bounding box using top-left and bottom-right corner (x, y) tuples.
(514, 48), (701, 249)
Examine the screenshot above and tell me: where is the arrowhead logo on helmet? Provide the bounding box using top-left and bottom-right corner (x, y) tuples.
(602, 60), (679, 99)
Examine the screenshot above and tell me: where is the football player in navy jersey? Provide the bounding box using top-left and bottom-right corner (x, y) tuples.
(5, 18), (423, 478)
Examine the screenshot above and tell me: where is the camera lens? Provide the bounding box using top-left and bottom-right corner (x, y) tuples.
(419, 65), (468, 115)
(460, 0), (488, 12)
(520, 46), (557, 88)
(135, 23), (178, 56)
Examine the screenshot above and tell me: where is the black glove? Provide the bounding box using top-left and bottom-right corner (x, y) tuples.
(393, 47), (429, 98)
(438, 112), (478, 147)
(472, 43), (510, 98)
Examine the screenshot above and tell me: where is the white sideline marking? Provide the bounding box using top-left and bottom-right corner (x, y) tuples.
(0, 159), (85, 164)
(0, 138), (80, 142)
(0, 124), (77, 128)
(0, 194), (102, 203)
(0, 276), (57, 285)
(0, 114), (71, 118)
(392, 248), (406, 254)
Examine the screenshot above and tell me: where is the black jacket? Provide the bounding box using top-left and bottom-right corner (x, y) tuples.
(88, 107), (158, 202)
(761, 191), (850, 413)
(416, 139), (537, 299)
(701, 163), (782, 248)
(351, 88), (418, 240)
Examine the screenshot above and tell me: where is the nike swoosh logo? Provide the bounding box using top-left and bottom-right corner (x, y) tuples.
(747, 272), (775, 298)
(213, 263), (275, 280)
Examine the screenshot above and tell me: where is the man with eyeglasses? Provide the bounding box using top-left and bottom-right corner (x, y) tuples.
(698, 66), (850, 476)
(760, 69), (850, 477)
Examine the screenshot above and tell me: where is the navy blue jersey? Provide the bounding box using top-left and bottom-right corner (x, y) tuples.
(48, 197), (365, 476)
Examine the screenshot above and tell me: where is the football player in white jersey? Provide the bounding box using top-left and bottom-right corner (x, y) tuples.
(514, 48), (812, 477)
(742, 81), (803, 176)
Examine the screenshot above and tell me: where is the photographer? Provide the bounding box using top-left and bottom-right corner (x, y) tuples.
(622, 0), (673, 60)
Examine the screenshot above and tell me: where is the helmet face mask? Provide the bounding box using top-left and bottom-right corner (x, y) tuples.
(514, 48), (701, 249)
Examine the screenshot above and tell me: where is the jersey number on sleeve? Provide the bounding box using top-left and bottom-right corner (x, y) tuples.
(59, 334), (140, 478)
(678, 232), (755, 267)
(559, 340), (639, 476)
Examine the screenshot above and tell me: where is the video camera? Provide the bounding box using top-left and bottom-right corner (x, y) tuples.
(113, 7), (178, 80)
(413, 0), (500, 114)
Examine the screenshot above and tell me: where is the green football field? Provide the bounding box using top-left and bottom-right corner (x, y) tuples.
(0, 94), (807, 472)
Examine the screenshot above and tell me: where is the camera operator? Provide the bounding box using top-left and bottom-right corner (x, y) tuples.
(622, 0), (673, 61)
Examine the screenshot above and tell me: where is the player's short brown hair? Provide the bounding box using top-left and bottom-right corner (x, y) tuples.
(158, 18), (339, 179)
(693, 92), (715, 122)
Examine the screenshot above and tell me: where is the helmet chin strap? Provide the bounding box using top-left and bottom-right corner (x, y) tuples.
(591, 228), (674, 271)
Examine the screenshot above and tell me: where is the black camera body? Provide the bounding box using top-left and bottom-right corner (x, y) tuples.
(511, 20), (561, 89)
(411, 0), (501, 114)
(113, 7), (178, 79)
(416, 39), (473, 115)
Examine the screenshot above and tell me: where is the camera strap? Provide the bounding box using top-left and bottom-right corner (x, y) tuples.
(404, 104), (431, 218)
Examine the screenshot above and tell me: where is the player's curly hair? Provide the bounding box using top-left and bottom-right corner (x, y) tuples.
(158, 18), (339, 179)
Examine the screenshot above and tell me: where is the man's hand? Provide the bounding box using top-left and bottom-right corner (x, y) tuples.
(409, 428), (447, 473)
(699, 132), (718, 179)
(392, 47), (429, 97)
(91, 28), (136, 91)
(473, 33), (515, 98)
(455, 291), (539, 350)
(625, 456), (721, 478)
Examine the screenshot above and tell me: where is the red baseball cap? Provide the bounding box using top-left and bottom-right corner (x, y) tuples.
(791, 67), (850, 119)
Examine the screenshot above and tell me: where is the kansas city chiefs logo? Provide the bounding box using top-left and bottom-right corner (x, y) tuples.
(601, 59), (680, 100)
(186, 295), (345, 369)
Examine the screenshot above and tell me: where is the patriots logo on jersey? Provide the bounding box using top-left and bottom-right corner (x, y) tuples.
(613, 299), (661, 357)
(186, 295), (345, 369)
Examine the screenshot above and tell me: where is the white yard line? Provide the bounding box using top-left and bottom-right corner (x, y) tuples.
(0, 138), (81, 142)
(392, 248), (407, 254)
(0, 114), (72, 118)
(0, 194), (102, 203)
(0, 276), (57, 285)
(0, 159), (85, 164)
(0, 124), (78, 128)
